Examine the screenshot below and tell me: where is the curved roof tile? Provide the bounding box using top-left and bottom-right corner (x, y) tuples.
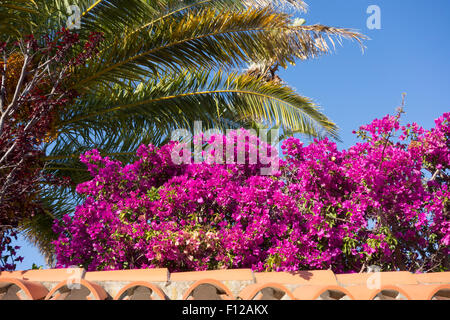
(0, 269), (448, 300)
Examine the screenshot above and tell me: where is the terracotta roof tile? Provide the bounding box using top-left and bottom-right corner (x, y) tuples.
(182, 279), (235, 300)
(238, 283), (295, 300)
(345, 285), (413, 300)
(395, 284), (450, 300)
(45, 279), (108, 300)
(170, 269), (253, 282)
(336, 271), (418, 287)
(414, 272), (450, 284)
(1, 269), (448, 300)
(254, 270), (337, 286)
(85, 268), (168, 282)
(292, 285), (354, 300)
(0, 278), (48, 300)
(114, 281), (168, 300)
(0, 268), (85, 282)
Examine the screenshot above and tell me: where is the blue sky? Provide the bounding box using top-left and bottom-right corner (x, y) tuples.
(12, 0), (450, 269)
(281, 0), (450, 148)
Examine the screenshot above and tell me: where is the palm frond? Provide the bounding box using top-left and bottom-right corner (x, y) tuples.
(244, 0), (307, 11)
(69, 70), (336, 133)
(18, 184), (77, 266)
(0, 0), (38, 39)
(73, 6), (365, 91)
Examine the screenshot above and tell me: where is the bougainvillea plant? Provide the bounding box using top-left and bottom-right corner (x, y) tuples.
(53, 112), (449, 273)
(0, 227), (22, 271)
(0, 29), (103, 270)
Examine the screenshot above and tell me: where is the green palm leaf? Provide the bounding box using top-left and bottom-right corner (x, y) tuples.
(74, 6), (364, 91)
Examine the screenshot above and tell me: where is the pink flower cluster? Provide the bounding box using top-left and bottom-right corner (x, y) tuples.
(53, 113), (449, 273)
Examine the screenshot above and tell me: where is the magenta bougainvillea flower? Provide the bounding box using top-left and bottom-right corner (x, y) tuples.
(53, 113), (449, 273)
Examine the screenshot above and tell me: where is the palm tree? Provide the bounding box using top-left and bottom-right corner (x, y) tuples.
(0, 0), (365, 263)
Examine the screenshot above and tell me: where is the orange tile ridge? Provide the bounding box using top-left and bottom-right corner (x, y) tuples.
(396, 284), (450, 300)
(336, 271), (418, 287)
(182, 279), (235, 300)
(45, 279), (108, 300)
(0, 278), (49, 300)
(169, 269), (254, 282)
(292, 285), (355, 300)
(413, 272), (450, 284)
(1, 268), (450, 301)
(345, 284), (413, 300)
(254, 270), (338, 286)
(238, 282), (296, 300)
(114, 281), (168, 300)
(85, 268), (169, 282)
(0, 268), (85, 282)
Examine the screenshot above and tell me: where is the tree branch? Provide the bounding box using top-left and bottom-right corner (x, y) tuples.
(0, 51), (6, 112)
